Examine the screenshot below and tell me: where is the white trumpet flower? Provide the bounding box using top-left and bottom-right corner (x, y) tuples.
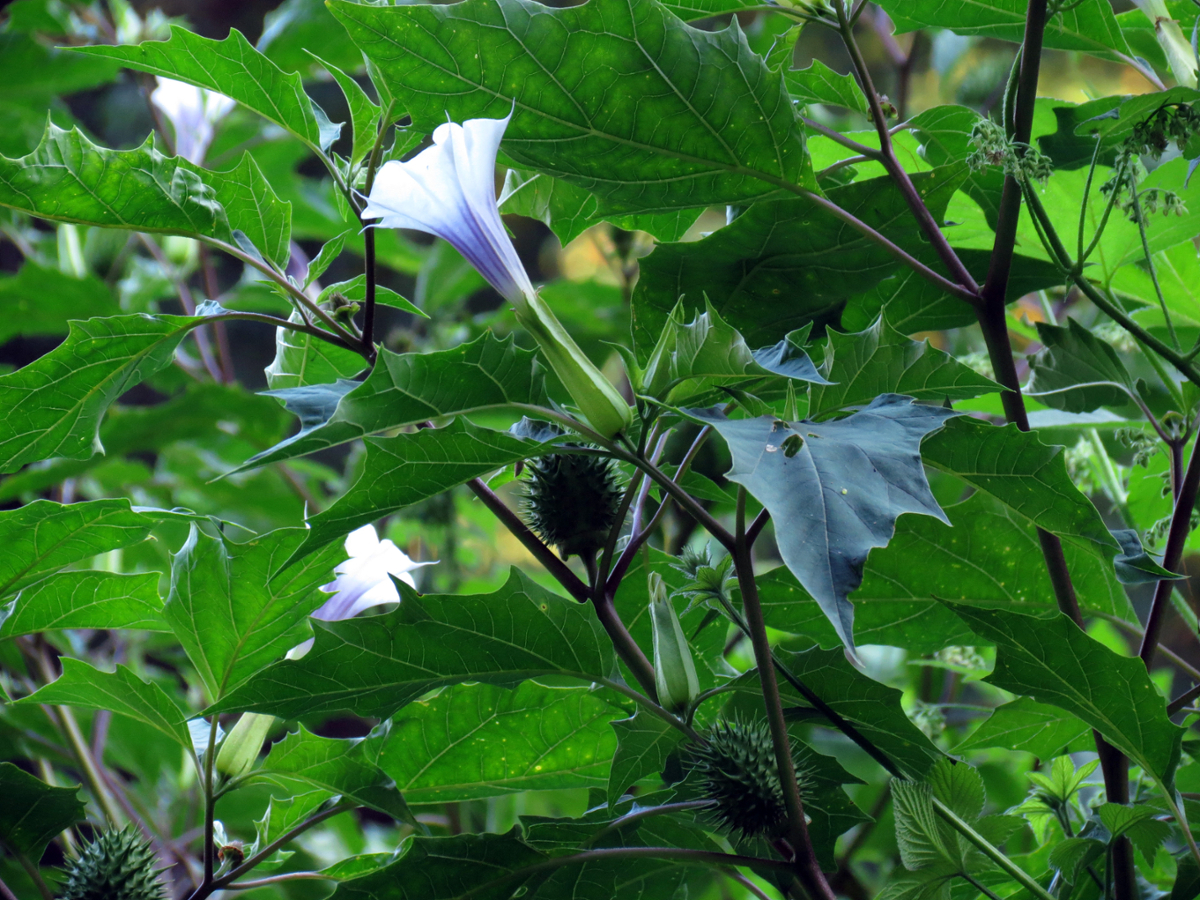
(363, 114), (633, 439)
(151, 77), (235, 165)
(313, 523), (433, 623)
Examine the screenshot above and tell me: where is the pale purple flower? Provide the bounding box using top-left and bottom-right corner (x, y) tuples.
(314, 524), (434, 622)
(151, 77), (235, 165)
(362, 114), (535, 306)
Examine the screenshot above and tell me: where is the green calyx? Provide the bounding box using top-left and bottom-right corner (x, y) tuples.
(63, 826), (165, 900)
(649, 572), (700, 714)
(523, 450), (624, 559)
(689, 718), (811, 841)
(513, 291), (633, 440)
(215, 711), (276, 778)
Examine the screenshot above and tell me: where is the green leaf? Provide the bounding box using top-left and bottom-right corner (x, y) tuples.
(657, 0), (762, 21)
(943, 602), (1184, 791)
(240, 332), (548, 472)
(0, 572), (163, 636)
(0, 499), (157, 599)
(17, 659), (192, 750)
(0, 313), (205, 473)
(809, 315), (1000, 416)
(1096, 803), (1171, 862)
(785, 60), (868, 115)
(264, 312), (365, 391)
(874, 0), (1129, 57)
(1027, 319), (1136, 413)
(318, 275), (425, 318)
(0, 762), (85, 861)
(1111, 528), (1186, 585)
(956, 698), (1089, 759)
(607, 710), (685, 808)
(304, 231), (350, 289)
(693, 395), (959, 649)
(1048, 837), (1105, 884)
(329, 0), (812, 215)
(632, 167), (965, 351)
(921, 416), (1116, 549)
(0, 262), (118, 344)
(0, 124), (290, 263)
(293, 419), (557, 560)
(500, 170), (704, 245)
(331, 831), (546, 900)
(758, 492), (1133, 653)
(309, 53), (380, 165)
(212, 569), (616, 719)
(647, 300), (827, 405)
(257, 726), (412, 822)
(372, 682), (619, 802)
(165, 525), (343, 701)
(77, 26), (340, 153)
(773, 645), (942, 779)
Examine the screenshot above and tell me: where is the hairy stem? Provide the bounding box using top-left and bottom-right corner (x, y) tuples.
(733, 489), (835, 900)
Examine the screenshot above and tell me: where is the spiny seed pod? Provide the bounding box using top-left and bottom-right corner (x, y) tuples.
(62, 826), (165, 900)
(649, 572), (699, 714)
(523, 451), (623, 559)
(689, 718), (811, 840)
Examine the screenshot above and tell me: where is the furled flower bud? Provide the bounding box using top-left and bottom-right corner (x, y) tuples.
(648, 572), (699, 714)
(214, 712), (274, 779)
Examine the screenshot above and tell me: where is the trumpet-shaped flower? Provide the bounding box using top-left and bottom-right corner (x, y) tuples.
(151, 77), (235, 165)
(314, 524), (433, 622)
(363, 115), (633, 439)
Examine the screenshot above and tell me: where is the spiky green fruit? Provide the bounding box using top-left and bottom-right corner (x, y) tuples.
(689, 718), (810, 840)
(523, 451), (623, 559)
(62, 826), (164, 900)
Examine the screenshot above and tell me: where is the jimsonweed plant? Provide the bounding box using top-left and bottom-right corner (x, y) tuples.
(4, 0), (1200, 898)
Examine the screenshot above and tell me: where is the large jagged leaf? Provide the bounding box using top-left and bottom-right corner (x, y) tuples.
(240, 332), (549, 472)
(632, 167), (965, 351)
(500, 170), (704, 245)
(692, 395), (959, 649)
(0, 124), (291, 264)
(757, 491), (1133, 653)
(329, 0), (812, 215)
(371, 682), (619, 802)
(658, 0), (762, 21)
(292, 419), (559, 561)
(212, 569), (616, 720)
(0, 262), (118, 344)
(874, 0), (1128, 57)
(809, 315), (1000, 416)
(77, 26), (340, 153)
(1027, 318), (1137, 413)
(0, 572), (163, 636)
(944, 602), (1185, 791)
(606, 711), (684, 808)
(956, 698), (1089, 759)
(165, 525), (344, 701)
(0, 763), (86, 861)
(0, 499), (157, 599)
(17, 659), (192, 749)
(255, 726), (412, 822)
(0, 313), (207, 473)
(921, 417), (1116, 549)
(330, 831), (547, 900)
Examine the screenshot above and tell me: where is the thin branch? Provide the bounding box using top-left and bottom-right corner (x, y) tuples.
(835, 0), (981, 298)
(0, 874), (19, 900)
(799, 116), (881, 158)
(1169, 682), (1200, 716)
(208, 805), (351, 892)
(223, 872), (329, 890)
(733, 489), (835, 900)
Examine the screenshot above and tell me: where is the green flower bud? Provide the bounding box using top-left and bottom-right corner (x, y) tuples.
(513, 291), (633, 440)
(214, 712), (275, 778)
(648, 572), (699, 714)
